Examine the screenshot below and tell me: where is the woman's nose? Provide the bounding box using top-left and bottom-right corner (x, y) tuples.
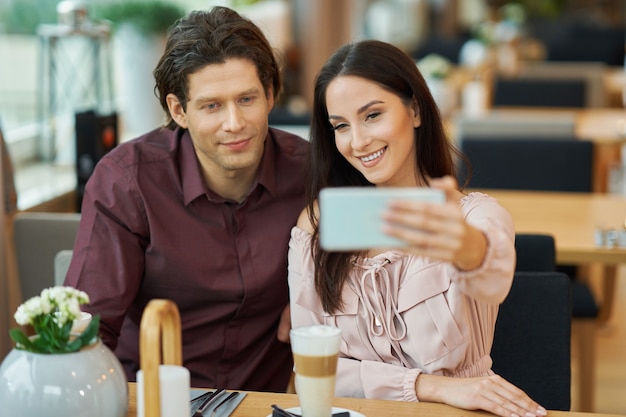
(350, 128), (373, 151)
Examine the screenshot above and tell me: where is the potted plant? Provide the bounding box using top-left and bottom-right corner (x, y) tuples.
(92, 1), (185, 38)
(0, 286), (128, 417)
(9, 286), (98, 353)
(91, 1), (186, 138)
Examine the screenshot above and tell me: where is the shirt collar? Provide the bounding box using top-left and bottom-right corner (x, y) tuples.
(180, 128), (278, 206)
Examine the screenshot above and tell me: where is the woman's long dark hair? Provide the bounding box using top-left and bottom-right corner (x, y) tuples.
(306, 40), (469, 313)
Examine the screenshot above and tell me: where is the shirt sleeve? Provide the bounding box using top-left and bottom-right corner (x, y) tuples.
(64, 155), (148, 351)
(446, 193), (516, 304)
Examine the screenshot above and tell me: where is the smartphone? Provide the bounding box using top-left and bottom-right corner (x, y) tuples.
(319, 187), (445, 251)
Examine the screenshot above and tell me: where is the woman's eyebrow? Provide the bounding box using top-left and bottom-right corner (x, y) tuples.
(357, 100), (384, 114)
(328, 100), (384, 120)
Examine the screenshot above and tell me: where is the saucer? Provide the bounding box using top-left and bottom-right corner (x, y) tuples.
(266, 406), (366, 417)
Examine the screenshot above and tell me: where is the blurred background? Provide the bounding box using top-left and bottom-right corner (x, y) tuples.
(1, 0), (624, 191)
(0, 2), (625, 413)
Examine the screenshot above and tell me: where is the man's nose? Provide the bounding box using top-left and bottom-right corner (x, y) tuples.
(223, 104), (245, 132)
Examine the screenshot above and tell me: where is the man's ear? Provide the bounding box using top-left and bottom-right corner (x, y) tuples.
(167, 93), (188, 128)
(266, 86), (275, 113)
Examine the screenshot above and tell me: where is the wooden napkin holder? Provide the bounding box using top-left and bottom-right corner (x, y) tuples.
(139, 299), (183, 417)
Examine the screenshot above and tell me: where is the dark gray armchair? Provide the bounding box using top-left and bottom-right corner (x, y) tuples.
(491, 271), (572, 411)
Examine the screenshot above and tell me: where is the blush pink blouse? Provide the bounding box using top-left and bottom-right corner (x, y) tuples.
(288, 192), (516, 402)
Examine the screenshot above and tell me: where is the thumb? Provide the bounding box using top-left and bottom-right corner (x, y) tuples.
(429, 175), (458, 201)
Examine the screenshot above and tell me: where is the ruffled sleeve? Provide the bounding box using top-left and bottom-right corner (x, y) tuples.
(446, 192), (516, 304)
(336, 357), (423, 401)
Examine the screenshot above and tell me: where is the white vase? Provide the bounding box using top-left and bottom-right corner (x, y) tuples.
(0, 339), (128, 417)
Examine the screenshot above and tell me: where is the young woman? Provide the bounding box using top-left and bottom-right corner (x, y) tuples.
(288, 40), (546, 417)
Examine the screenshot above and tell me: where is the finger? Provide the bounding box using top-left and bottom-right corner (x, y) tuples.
(483, 394), (544, 417)
(492, 377), (545, 416)
(384, 224), (459, 255)
(384, 201), (461, 233)
(383, 207), (465, 247)
(429, 175), (459, 201)
(478, 376), (546, 417)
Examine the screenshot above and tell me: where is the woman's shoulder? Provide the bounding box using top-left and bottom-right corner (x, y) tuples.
(461, 191), (514, 230)
(461, 191), (500, 207)
(295, 201), (319, 234)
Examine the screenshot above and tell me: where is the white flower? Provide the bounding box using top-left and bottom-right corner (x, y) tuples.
(14, 304), (31, 326)
(14, 286), (90, 326)
(10, 286), (97, 354)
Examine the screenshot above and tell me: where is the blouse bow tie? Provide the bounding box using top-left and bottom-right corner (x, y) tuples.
(356, 258), (407, 342)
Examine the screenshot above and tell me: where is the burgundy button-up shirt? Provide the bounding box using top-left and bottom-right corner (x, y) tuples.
(65, 126), (308, 391)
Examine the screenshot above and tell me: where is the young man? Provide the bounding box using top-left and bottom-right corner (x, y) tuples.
(65, 7), (308, 391)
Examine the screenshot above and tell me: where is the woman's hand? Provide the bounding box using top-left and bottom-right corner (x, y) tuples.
(416, 373), (547, 417)
(382, 175), (486, 270)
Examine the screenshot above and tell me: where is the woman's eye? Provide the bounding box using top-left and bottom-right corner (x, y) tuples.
(366, 111), (381, 121)
(332, 123), (348, 131)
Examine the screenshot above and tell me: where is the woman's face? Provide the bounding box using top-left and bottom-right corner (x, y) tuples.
(325, 75), (421, 187)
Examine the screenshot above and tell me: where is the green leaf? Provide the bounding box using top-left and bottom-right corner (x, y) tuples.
(65, 314), (100, 352)
(9, 328), (41, 353)
(32, 334), (55, 353)
(78, 314), (100, 346)
(91, 1), (186, 36)
(9, 313), (101, 354)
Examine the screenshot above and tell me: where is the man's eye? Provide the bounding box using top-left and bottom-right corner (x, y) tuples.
(240, 96), (254, 104)
(204, 103), (219, 110)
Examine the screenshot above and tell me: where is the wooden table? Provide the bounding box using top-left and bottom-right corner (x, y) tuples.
(125, 383), (626, 417)
(483, 189), (626, 323)
(486, 190), (626, 263)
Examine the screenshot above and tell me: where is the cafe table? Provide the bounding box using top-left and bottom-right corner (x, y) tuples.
(125, 382), (625, 417)
(491, 184), (625, 300)
(482, 189), (626, 323)
(484, 190), (626, 264)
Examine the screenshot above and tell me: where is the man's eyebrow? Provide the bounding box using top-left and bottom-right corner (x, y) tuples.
(192, 87), (262, 104)
(328, 100), (384, 120)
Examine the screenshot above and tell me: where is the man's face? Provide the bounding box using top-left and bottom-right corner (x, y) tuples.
(168, 58), (274, 181)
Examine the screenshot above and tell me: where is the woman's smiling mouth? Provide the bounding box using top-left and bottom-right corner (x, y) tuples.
(359, 147), (386, 163)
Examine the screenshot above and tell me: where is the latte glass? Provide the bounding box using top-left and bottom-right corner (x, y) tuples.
(290, 325), (341, 417)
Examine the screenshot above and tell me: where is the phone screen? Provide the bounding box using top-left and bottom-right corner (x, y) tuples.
(319, 187), (444, 251)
